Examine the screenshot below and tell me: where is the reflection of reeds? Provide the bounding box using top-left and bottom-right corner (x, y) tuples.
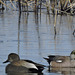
(54, 9), (57, 39)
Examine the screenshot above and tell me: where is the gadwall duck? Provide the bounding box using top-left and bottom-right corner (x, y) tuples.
(44, 50), (75, 67)
(3, 53), (45, 73)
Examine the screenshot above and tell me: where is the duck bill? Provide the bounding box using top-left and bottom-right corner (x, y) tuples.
(3, 59), (9, 63)
(43, 57), (49, 61)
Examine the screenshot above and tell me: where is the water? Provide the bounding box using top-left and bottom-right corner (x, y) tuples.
(0, 4), (75, 75)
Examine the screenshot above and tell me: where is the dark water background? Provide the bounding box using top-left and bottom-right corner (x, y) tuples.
(0, 1), (75, 75)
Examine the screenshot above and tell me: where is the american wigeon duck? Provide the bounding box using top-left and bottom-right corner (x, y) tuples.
(3, 53), (45, 73)
(44, 50), (75, 67)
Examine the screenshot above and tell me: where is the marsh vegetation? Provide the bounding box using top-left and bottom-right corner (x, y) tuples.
(0, 0), (75, 15)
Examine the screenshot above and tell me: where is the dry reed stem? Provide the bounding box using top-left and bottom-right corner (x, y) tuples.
(9, 0), (16, 9)
(20, 1), (35, 8)
(0, 0), (13, 10)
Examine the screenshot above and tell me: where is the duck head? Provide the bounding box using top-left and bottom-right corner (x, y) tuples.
(70, 50), (75, 60)
(3, 53), (20, 63)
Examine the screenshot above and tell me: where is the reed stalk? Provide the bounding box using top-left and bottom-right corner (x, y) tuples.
(18, 0), (21, 13)
(0, 0), (13, 9)
(9, 0), (16, 9)
(45, 0), (50, 14)
(0, 0), (74, 15)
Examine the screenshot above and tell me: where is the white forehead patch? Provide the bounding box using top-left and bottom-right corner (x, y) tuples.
(56, 60), (62, 63)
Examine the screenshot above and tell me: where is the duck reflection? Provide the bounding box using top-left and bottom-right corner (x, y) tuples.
(7, 72), (43, 75)
(48, 67), (75, 75)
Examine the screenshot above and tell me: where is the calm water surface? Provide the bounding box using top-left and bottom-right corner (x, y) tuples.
(0, 6), (75, 75)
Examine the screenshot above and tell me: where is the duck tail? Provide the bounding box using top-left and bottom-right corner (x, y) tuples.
(29, 67), (44, 73)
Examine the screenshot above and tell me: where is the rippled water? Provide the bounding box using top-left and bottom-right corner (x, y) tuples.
(0, 3), (75, 75)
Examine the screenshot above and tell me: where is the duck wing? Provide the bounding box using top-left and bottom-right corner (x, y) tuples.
(24, 60), (45, 72)
(24, 60), (45, 66)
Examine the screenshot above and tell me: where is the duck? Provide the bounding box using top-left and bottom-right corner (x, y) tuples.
(3, 53), (45, 73)
(44, 50), (75, 67)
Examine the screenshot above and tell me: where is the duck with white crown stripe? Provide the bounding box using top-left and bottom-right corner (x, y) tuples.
(44, 50), (75, 67)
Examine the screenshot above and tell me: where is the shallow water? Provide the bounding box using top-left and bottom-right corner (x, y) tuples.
(0, 3), (75, 75)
